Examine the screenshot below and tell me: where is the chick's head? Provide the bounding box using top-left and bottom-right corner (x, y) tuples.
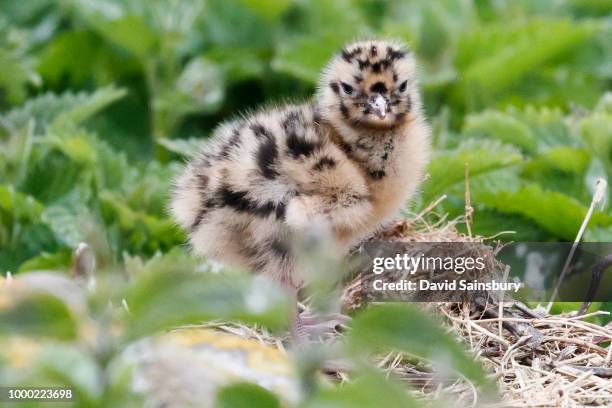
(318, 40), (417, 130)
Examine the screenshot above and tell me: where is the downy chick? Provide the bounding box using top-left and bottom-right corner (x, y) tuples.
(171, 39), (430, 336)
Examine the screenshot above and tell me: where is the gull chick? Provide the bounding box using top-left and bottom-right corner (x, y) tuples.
(171, 39), (430, 337)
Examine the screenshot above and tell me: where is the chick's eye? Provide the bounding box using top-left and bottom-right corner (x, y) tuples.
(340, 82), (354, 95)
(398, 80), (407, 92)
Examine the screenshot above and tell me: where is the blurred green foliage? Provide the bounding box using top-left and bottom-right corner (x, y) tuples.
(0, 0), (611, 406)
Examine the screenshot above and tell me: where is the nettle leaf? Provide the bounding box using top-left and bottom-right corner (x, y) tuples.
(215, 382), (280, 408)
(579, 111), (612, 168)
(66, 0), (159, 58)
(0, 185), (52, 271)
(123, 161), (179, 217)
(456, 18), (598, 108)
(348, 304), (494, 394)
(521, 147), (593, 200)
(464, 105), (575, 151)
(38, 29), (104, 86)
(19, 147), (85, 204)
(468, 208), (553, 241)
(0, 45), (38, 105)
(87, 14), (157, 59)
(50, 86), (127, 131)
(272, 0), (370, 83)
(510, 106), (575, 149)
(100, 190), (180, 246)
(273, 33), (346, 84)
(204, 47), (267, 83)
(0, 118), (35, 186)
(204, 0), (274, 48)
(463, 110), (536, 153)
(157, 137), (205, 158)
(525, 146), (592, 175)
(41, 187), (95, 248)
(0, 184), (44, 223)
(173, 57), (225, 114)
(422, 139), (523, 204)
(0, 292), (77, 340)
(477, 183), (612, 240)
(43, 129), (99, 166)
(2, 86), (126, 135)
(123, 269), (290, 340)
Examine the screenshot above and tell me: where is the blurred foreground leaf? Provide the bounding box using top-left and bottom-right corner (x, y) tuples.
(348, 304), (493, 393)
(124, 269), (290, 340)
(215, 382), (280, 408)
(0, 293), (77, 340)
(305, 366), (422, 408)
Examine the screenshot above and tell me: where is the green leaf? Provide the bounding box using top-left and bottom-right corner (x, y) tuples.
(305, 366), (423, 408)
(99, 190), (182, 254)
(478, 183), (612, 240)
(272, 0), (370, 83)
(525, 146), (592, 175)
(468, 209), (553, 241)
(37, 30), (104, 86)
(67, 0), (158, 59)
(215, 382), (280, 408)
(41, 187), (93, 248)
(580, 111), (612, 169)
(157, 137), (205, 158)
(203, 0), (273, 48)
(0, 46), (38, 105)
(124, 269), (290, 340)
(2, 86), (126, 135)
(44, 129), (99, 166)
(422, 139), (523, 203)
(0, 118), (35, 186)
(456, 19), (599, 108)
(0, 293), (77, 340)
(273, 33), (344, 84)
(51, 86), (127, 130)
(18, 250), (72, 272)
(0, 184), (44, 223)
(348, 304), (493, 393)
(34, 345), (103, 403)
(168, 57), (225, 115)
(463, 110), (536, 153)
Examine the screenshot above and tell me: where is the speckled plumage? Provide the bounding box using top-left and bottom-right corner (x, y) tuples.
(171, 40), (430, 291)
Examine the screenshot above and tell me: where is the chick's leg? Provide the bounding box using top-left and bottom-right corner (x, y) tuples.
(275, 266), (349, 343)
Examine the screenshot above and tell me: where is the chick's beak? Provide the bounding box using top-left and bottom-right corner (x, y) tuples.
(369, 94), (388, 119)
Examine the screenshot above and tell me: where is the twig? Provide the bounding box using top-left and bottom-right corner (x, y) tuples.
(547, 178), (608, 310)
(499, 265), (511, 339)
(578, 254), (612, 315)
(416, 194), (447, 220)
(464, 163), (473, 238)
(565, 366), (612, 379)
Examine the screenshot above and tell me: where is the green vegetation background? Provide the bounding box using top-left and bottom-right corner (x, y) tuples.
(1, 1), (611, 406)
